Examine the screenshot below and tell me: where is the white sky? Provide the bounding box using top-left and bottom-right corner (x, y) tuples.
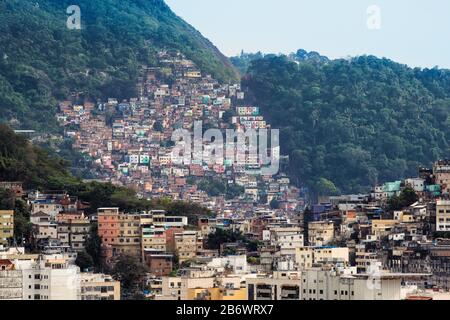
(166, 0), (450, 69)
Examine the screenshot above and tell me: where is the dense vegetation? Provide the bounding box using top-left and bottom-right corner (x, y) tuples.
(207, 229), (260, 253)
(0, 124), (80, 189)
(241, 53), (450, 194)
(230, 51), (265, 75)
(0, 0), (238, 131)
(190, 177), (244, 200)
(111, 254), (148, 299)
(0, 188), (32, 245)
(387, 187), (419, 211)
(231, 49), (329, 75)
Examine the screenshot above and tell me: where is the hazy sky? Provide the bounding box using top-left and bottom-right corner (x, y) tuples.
(165, 0), (450, 69)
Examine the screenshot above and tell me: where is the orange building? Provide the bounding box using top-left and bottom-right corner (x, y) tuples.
(98, 208), (120, 246)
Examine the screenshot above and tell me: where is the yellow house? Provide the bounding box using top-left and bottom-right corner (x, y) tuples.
(0, 210), (14, 245)
(402, 214), (414, 223)
(185, 70), (202, 78)
(371, 219), (397, 237)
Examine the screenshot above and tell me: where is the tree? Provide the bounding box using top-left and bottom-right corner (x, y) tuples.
(241, 53), (450, 194)
(75, 250), (94, 272)
(0, 189), (15, 209)
(112, 254), (148, 300)
(0, 189), (32, 245)
(222, 109), (235, 123)
(245, 240), (261, 252)
(315, 178), (340, 196)
(207, 229), (244, 250)
(207, 229), (259, 253)
(0, 0), (238, 132)
(269, 198), (280, 209)
(400, 187), (419, 207)
(85, 224), (103, 271)
(387, 187), (419, 211)
(247, 256), (260, 265)
(153, 121), (164, 132)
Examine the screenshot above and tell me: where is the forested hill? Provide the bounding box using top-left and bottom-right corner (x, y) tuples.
(0, 0), (239, 131)
(241, 53), (450, 195)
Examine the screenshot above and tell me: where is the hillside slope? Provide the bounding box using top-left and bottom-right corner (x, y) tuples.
(0, 124), (80, 189)
(242, 54), (450, 194)
(0, 0), (239, 131)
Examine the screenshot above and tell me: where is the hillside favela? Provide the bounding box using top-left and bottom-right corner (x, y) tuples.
(0, 0), (450, 302)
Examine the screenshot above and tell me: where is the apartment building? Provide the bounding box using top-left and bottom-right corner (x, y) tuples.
(314, 247), (349, 266)
(198, 218), (217, 236)
(295, 247), (349, 270)
(33, 222), (58, 241)
(207, 255), (248, 274)
(0, 259), (22, 300)
(31, 201), (63, 220)
(308, 221), (334, 247)
(117, 213), (141, 258)
(98, 208), (141, 259)
(434, 160), (450, 194)
(97, 208), (120, 246)
(0, 210), (14, 246)
(247, 276), (302, 300)
(57, 214), (90, 252)
(158, 276), (183, 300)
(80, 273), (121, 300)
(142, 228), (166, 252)
(175, 231), (198, 263)
(355, 244), (380, 273)
(267, 227), (304, 255)
(158, 272), (245, 301)
(144, 252), (174, 276)
(186, 275), (247, 301)
(371, 220), (397, 239)
(16, 255), (81, 300)
(436, 200), (450, 232)
(300, 268), (424, 300)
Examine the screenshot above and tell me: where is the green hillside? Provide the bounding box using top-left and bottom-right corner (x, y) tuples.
(0, 0), (239, 131)
(0, 124), (80, 189)
(241, 54), (450, 194)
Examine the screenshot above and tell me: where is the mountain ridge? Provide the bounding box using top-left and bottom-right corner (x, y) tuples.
(0, 0), (239, 131)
